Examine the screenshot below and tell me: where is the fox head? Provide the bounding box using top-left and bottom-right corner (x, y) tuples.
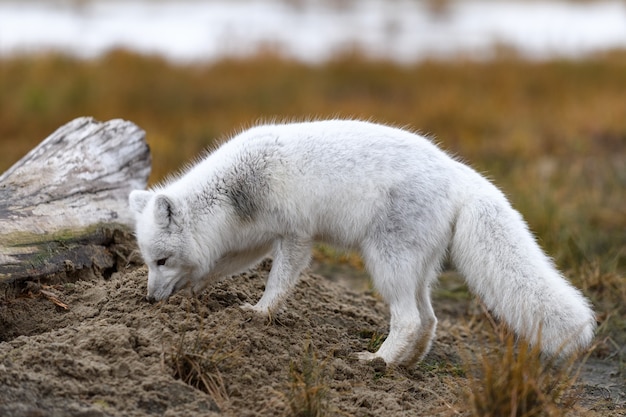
(129, 190), (204, 302)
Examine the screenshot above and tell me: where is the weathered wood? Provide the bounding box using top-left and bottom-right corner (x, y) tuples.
(0, 117), (151, 284)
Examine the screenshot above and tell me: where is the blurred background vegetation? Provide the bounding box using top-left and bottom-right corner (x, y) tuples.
(1, 47), (624, 351)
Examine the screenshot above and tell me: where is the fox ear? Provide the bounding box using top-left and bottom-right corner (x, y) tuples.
(154, 194), (176, 228)
(129, 190), (153, 214)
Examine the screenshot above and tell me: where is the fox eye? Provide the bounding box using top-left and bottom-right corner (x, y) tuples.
(156, 258), (168, 266)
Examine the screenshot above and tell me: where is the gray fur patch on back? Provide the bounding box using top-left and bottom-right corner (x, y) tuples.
(226, 161), (269, 222)
(229, 177), (257, 221)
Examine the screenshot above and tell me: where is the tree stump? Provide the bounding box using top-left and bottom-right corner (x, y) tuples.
(0, 117), (151, 284)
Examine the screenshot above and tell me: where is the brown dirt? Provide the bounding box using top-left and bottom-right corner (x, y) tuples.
(0, 259), (623, 416)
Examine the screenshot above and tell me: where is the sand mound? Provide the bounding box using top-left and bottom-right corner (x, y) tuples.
(0, 259), (471, 416)
(0, 259), (622, 416)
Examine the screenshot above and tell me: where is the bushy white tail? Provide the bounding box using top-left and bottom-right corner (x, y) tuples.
(451, 193), (595, 356)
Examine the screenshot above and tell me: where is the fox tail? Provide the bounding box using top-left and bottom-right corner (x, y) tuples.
(450, 191), (595, 356)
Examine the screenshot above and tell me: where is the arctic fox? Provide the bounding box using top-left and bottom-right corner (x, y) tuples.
(129, 120), (595, 365)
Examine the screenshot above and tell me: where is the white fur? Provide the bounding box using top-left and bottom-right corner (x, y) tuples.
(129, 120), (595, 365)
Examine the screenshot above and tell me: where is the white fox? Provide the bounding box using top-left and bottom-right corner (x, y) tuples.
(129, 120), (595, 365)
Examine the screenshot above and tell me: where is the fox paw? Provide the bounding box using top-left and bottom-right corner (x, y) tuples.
(355, 351), (388, 374)
(239, 302), (270, 317)
(355, 351), (379, 362)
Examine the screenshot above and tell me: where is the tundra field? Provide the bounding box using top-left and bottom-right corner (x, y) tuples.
(0, 51), (624, 416)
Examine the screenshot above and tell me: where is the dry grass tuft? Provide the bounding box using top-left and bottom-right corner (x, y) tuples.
(463, 312), (584, 417)
(170, 338), (228, 404)
(169, 328), (238, 407)
(286, 341), (330, 417)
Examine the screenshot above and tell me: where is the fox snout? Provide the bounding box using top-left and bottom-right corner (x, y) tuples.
(145, 285), (172, 303)
(145, 279), (171, 303)
(145, 272), (191, 303)
(145, 288), (165, 303)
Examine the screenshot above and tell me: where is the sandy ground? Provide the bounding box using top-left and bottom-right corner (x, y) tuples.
(0, 256), (623, 416)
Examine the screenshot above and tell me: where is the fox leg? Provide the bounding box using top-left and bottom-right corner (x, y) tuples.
(242, 235), (312, 316)
(358, 242), (441, 366)
(402, 268), (438, 365)
(356, 248), (422, 365)
(356, 288), (423, 365)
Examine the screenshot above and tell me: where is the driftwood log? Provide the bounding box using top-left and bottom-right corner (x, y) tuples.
(0, 117), (151, 284)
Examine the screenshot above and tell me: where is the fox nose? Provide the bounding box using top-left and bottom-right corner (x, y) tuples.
(146, 295), (157, 304)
